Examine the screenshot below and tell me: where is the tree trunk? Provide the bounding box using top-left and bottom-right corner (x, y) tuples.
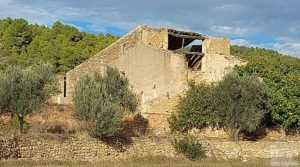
(234, 128), (240, 141)
(18, 115), (24, 133)
(228, 128), (240, 141)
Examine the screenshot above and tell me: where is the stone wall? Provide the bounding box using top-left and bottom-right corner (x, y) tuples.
(208, 140), (300, 161)
(111, 44), (187, 107)
(2, 135), (300, 162)
(141, 27), (168, 49)
(193, 36), (245, 83)
(58, 25), (145, 104)
(0, 136), (18, 160)
(0, 135), (175, 161)
(143, 96), (180, 133)
(202, 37), (230, 56)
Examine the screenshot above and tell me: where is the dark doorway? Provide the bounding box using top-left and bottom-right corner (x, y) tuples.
(63, 77), (67, 97)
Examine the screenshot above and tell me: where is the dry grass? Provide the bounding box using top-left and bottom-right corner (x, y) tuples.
(27, 104), (79, 129)
(0, 156), (270, 167)
(25, 103), (82, 135)
(0, 103), (83, 136)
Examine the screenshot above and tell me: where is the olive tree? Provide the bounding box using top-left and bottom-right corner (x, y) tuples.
(74, 67), (137, 138)
(212, 73), (270, 140)
(0, 64), (59, 133)
(168, 81), (216, 132)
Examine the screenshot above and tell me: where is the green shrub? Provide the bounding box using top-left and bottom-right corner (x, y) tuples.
(169, 73), (269, 140)
(74, 67), (137, 138)
(168, 81), (216, 132)
(90, 100), (123, 138)
(172, 136), (206, 160)
(212, 73), (270, 140)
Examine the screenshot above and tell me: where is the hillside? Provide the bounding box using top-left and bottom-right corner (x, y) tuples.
(0, 17), (119, 73)
(231, 45), (300, 132)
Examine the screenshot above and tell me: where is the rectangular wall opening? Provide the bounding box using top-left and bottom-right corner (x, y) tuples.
(167, 29), (205, 71)
(63, 76), (67, 97)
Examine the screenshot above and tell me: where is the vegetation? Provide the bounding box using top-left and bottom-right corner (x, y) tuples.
(212, 73), (269, 140)
(231, 46), (300, 133)
(74, 67), (137, 138)
(171, 46), (300, 138)
(0, 17), (119, 73)
(172, 136), (206, 160)
(168, 82), (215, 132)
(0, 64), (59, 133)
(169, 73), (270, 140)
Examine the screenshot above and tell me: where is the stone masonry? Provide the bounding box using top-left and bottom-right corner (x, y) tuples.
(1, 135), (300, 162)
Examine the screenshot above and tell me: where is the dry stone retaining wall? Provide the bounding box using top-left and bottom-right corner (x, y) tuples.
(1, 135), (300, 162)
(0, 135), (176, 161)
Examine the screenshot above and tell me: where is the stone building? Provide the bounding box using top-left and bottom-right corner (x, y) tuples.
(56, 25), (243, 119)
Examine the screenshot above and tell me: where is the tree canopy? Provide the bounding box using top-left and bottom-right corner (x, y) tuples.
(169, 73), (269, 140)
(0, 17), (119, 73)
(231, 46), (300, 133)
(0, 64), (59, 133)
(212, 73), (269, 139)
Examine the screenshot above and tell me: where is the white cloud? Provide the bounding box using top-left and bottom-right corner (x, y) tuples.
(211, 25), (248, 35)
(272, 43), (300, 57)
(276, 36), (299, 43)
(0, 0), (131, 33)
(0, 0), (58, 26)
(231, 38), (300, 58)
(216, 4), (242, 11)
(231, 39), (258, 47)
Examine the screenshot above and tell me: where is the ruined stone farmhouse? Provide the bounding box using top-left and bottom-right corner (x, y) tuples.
(56, 25), (243, 120)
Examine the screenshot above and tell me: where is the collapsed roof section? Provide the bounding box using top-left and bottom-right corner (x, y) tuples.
(166, 29), (205, 70)
(167, 28), (205, 50)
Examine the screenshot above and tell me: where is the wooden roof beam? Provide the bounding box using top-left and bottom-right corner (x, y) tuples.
(190, 56), (202, 67)
(168, 32), (205, 40)
(174, 51), (204, 56)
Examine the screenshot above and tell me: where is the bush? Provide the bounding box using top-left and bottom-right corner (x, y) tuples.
(90, 100), (123, 138)
(0, 64), (59, 133)
(168, 81), (216, 132)
(169, 73), (269, 140)
(74, 67), (137, 138)
(172, 136), (206, 160)
(212, 73), (270, 140)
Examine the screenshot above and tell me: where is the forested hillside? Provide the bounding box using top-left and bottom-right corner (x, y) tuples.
(231, 46), (300, 132)
(0, 17), (119, 73)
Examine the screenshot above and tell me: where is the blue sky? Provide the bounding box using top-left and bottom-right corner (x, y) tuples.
(0, 0), (300, 57)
